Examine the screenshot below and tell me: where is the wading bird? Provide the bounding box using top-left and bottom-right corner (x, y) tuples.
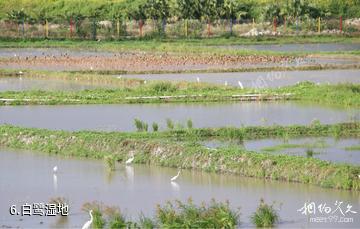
(81, 210), (93, 229)
(125, 153), (134, 165)
(53, 166), (58, 173)
(238, 81), (244, 89)
(196, 77), (200, 83)
(171, 170), (181, 181)
(224, 81), (228, 86)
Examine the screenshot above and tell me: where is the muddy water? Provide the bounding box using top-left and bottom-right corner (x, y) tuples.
(120, 69), (360, 88)
(0, 149), (359, 228)
(202, 137), (360, 165)
(217, 43), (360, 52)
(0, 102), (358, 131)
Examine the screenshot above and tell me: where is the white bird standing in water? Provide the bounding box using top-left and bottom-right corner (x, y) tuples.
(125, 152), (134, 165)
(238, 81), (244, 89)
(171, 170), (181, 181)
(82, 210), (93, 229)
(224, 81), (228, 86)
(196, 77), (200, 83)
(53, 166), (58, 173)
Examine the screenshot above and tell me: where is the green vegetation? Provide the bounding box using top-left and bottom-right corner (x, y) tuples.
(1, 0), (358, 24)
(0, 81), (358, 107)
(0, 123), (359, 190)
(156, 199), (239, 228)
(251, 199), (279, 228)
(306, 149), (315, 158)
(1, 38), (360, 56)
(81, 199), (239, 228)
(152, 122), (159, 132)
(104, 154), (116, 171)
(261, 141), (328, 152)
(134, 118), (149, 132)
(344, 145), (360, 151)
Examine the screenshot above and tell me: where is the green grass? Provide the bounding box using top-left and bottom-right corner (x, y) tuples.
(1, 36), (359, 56)
(344, 145), (360, 151)
(261, 141), (328, 152)
(81, 199), (239, 228)
(156, 199), (239, 228)
(0, 123), (359, 190)
(0, 81), (359, 107)
(251, 199), (279, 228)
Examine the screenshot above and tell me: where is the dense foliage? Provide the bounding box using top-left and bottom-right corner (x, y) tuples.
(0, 0), (359, 23)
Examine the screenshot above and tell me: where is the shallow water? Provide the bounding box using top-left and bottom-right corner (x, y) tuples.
(121, 69), (360, 88)
(0, 102), (358, 131)
(202, 137), (360, 165)
(217, 43), (360, 52)
(0, 77), (101, 92)
(0, 149), (359, 228)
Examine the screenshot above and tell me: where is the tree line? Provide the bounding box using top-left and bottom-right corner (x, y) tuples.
(1, 0), (359, 24)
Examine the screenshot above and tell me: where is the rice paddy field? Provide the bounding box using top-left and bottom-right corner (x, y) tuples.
(0, 28), (360, 228)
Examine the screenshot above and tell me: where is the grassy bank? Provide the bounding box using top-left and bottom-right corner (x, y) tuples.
(0, 81), (359, 107)
(0, 123), (359, 190)
(1, 36), (360, 56)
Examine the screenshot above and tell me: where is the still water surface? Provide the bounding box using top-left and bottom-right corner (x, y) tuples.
(0, 149), (359, 228)
(0, 102), (358, 131)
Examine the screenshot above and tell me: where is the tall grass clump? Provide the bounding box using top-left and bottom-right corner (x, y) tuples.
(152, 122), (159, 132)
(306, 149), (314, 158)
(166, 118), (174, 130)
(156, 199), (239, 228)
(151, 82), (177, 93)
(251, 199), (279, 228)
(139, 214), (156, 229)
(90, 208), (106, 229)
(108, 212), (127, 229)
(187, 119), (193, 129)
(104, 155), (116, 171)
(134, 118), (148, 132)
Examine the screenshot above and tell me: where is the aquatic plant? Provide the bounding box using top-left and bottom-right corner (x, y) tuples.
(156, 199), (239, 228)
(152, 122), (159, 132)
(139, 214), (156, 229)
(187, 119), (193, 129)
(166, 118), (174, 130)
(306, 149), (314, 158)
(251, 199), (279, 228)
(134, 118), (148, 132)
(108, 212), (127, 229)
(104, 155), (116, 171)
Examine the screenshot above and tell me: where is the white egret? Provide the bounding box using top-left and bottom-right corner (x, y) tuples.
(117, 75), (122, 79)
(81, 210), (93, 229)
(125, 152), (134, 165)
(196, 77), (200, 83)
(224, 81), (228, 86)
(171, 170), (181, 181)
(238, 81), (244, 89)
(90, 66), (94, 70)
(144, 80), (147, 84)
(53, 166), (58, 173)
